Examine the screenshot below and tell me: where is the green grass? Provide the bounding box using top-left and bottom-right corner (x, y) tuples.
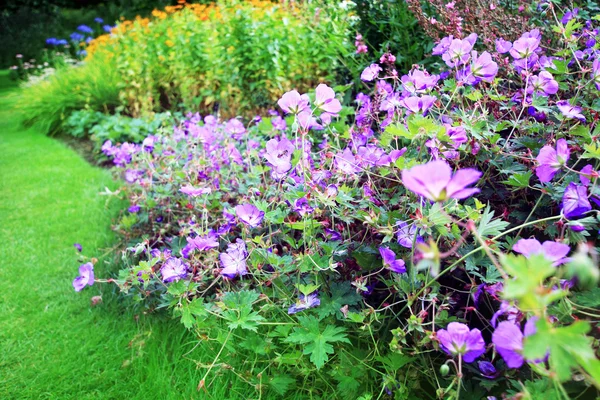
(0, 71), (262, 400)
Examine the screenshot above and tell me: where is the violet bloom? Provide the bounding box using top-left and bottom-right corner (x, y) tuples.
(396, 221), (422, 248)
(562, 182), (592, 219)
(220, 239), (248, 278)
(128, 205), (140, 213)
(528, 71), (559, 96)
(402, 160), (481, 202)
(591, 58), (600, 90)
(235, 204), (265, 228)
(288, 292), (321, 314)
(379, 247), (406, 273)
(492, 321), (524, 368)
(73, 262), (94, 292)
(442, 38), (475, 67)
(401, 95), (437, 115)
(513, 238), (570, 266)
(401, 69), (439, 94)
(186, 232), (219, 252)
(478, 361), (499, 379)
(264, 138), (295, 178)
(180, 185), (211, 197)
(580, 164), (595, 186)
(278, 90), (310, 115)
(470, 51), (498, 83)
(509, 36), (540, 59)
(495, 38), (512, 54)
(294, 198), (314, 216)
(437, 322), (485, 363)
(160, 257), (188, 283)
(335, 148), (360, 175)
(535, 138), (570, 183)
(271, 116), (287, 131)
(226, 118), (246, 139)
(556, 100), (586, 122)
(74, 243), (82, 252)
(432, 36), (453, 56)
(361, 64), (382, 82)
(314, 84), (342, 115)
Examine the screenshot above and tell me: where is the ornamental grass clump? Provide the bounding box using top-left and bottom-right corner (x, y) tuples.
(74, 3), (600, 399)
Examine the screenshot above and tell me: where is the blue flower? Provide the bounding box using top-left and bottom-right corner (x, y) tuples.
(94, 17), (104, 23)
(77, 24), (94, 34)
(70, 32), (84, 42)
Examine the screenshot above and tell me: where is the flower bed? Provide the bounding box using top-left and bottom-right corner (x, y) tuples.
(73, 4), (600, 399)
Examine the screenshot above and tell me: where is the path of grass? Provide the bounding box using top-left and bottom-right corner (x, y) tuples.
(0, 72), (256, 400)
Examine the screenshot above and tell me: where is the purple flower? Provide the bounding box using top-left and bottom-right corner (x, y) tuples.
(442, 38), (475, 67)
(495, 38), (512, 54)
(335, 148), (360, 175)
(324, 228), (342, 241)
(264, 138), (295, 178)
(478, 361), (499, 378)
(271, 116), (287, 131)
(314, 84), (342, 114)
(294, 198), (314, 216)
(77, 24), (93, 34)
(235, 204), (264, 228)
(379, 247), (406, 273)
(492, 321), (524, 368)
(592, 58), (600, 90)
(180, 185), (211, 197)
(220, 239), (248, 278)
(128, 205), (140, 213)
(278, 90), (310, 115)
(74, 243), (82, 252)
(470, 51), (498, 83)
(402, 160), (481, 201)
(556, 100), (586, 122)
(513, 238), (570, 266)
(396, 221), (422, 248)
(186, 232), (219, 253)
(226, 118), (246, 139)
(510, 37), (540, 59)
(160, 257), (188, 283)
(401, 69), (439, 94)
(437, 322), (485, 363)
(562, 183), (592, 219)
(73, 262), (94, 292)
(400, 95), (437, 115)
(361, 64), (382, 82)
(580, 164), (595, 186)
(528, 71), (559, 96)
(432, 36), (453, 56)
(561, 8), (579, 25)
(288, 292), (321, 314)
(535, 138), (570, 183)
(297, 111), (322, 131)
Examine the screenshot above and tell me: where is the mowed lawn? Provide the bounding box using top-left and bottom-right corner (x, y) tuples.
(0, 71), (254, 400)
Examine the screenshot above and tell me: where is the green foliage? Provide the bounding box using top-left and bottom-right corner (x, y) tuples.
(285, 315), (351, 369)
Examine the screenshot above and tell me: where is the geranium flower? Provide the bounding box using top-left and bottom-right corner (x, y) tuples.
(528, 71), (559, 96)
(591, 58), (600, 90)
(580, 164), (596, 186)
(495, 38), (512, 53)
(235, 204), (265, 228)
(73, 262), (94, 292)
(402, 160), (481, 202)
(556, 100), (586, 122)
(442, 38), (475, 67)
(180, 185), (211, 197)
(432, 36), (453, 56)
(314, 84), (342, 114)
(334, 148), (360, 175)
(510, 36), (540, 59)
(396, 221), (422, 248)
(160, 257), (188, 283)
(400, 95), (437, 115)
(492, 318), (540, 368)
(186, 232), (219, 252)
(470, 51), (498, 83)
(360, 64), (382, 82)
(288, 292), (321, 314)
(278, 90), (310, 115)
(220, 239), (248, 278)
(263, 138), (295, 178)
(535, 138), (570, 183)
(294, 198), (314, 216)
(379, 247), (406, 273)
(562, 182), (592, 219)
(512, 238), (570, 266)
(437, 322), (485, 363)
(74, 243), (82, 252)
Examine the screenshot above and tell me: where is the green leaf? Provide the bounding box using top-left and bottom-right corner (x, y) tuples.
(501, 254), (558, 312)
(503, 171), (532, 190)
(220, 290), (264, 331)
(524, 319), (596, 382)
(285, 315), (350, 369)
(428, 202), (451, 227)
(582, 142), (600, 160)
(317, 281), (362, 319)
(268, 374), (296, 395)
(477, 206), (510, 237)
